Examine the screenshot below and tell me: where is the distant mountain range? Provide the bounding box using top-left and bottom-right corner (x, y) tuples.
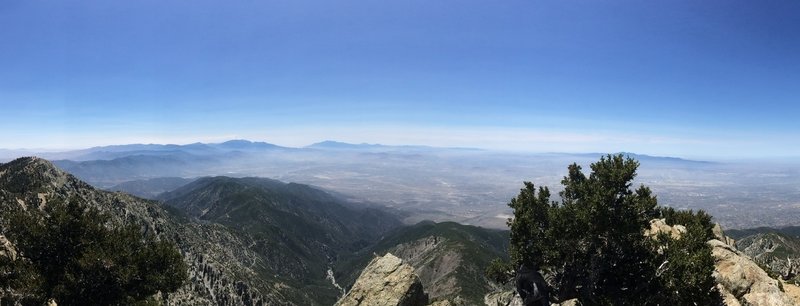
(306, 140), (482, 152)
(553, 152), (714, 166)
(43, 139), (291, 161)
(1, 139), (710, 162)
(15, 139), (710, 185)
(6, 139), (793, 231)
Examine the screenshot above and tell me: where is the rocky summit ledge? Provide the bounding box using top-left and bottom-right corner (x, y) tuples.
(710, 232), (797, 306)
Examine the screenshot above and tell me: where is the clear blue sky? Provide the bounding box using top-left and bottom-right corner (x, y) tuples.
(1, 0), (798, 159)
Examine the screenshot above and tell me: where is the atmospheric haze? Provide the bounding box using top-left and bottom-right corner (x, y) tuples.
(4, 140), (797, 230)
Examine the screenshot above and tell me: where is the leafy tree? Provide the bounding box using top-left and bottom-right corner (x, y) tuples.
(1, 198), (187, 305)
(495, 154), (722, 305)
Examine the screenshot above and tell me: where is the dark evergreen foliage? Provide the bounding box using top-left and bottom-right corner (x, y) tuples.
(497, 154), (722, 305)
(1, 198), (187, 305)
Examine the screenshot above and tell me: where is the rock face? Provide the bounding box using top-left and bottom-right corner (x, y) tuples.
(336, 253), (428, 306)
(644, 218), (686, 240)
(391, 236), (461, 298)
(483, 290), (578, 306)
(710, 227), (798, 306)
(736, 231), (800, 278)
(484, 291), (522, 306)
(713, 223), (737, 247)
(645, 219), (796, 305)
(0, 234), (16, 261)
(341, 221), (509, 305)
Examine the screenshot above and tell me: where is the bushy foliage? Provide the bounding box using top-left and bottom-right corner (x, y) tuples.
(485, 258), (514, 285)
(496, 154), (722, 305)
(1, 198), (188, 305)
(658, 207), (715, 241)
(649, 208), (720, 304)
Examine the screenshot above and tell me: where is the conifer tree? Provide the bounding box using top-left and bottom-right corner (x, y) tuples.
(1, 198), (187, 305)
(494, 154), (722, 305)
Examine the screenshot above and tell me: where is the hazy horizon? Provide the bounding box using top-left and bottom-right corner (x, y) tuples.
(3, 138), (800, 164)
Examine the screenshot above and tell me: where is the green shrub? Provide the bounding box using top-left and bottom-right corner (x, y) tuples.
(1, 198), (187, 305)
(494, 154), (722, 305)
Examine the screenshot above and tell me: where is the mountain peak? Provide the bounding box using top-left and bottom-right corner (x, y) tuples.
(5, 156), (54, 167)
(219, 139), (253, 145)
(1, 156), (63, 178)
(214, 139), (280, 150)
(0, 156), (74, 195)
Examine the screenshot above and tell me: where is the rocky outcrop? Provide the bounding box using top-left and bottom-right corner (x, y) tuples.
(484, 291), (522, 306)
(427, 300), (463, 306)
(710, 227), (798, 306)
(644, 218), (686, 240)
(390, 236), (463, 301)
(355, 221), (510, 305)
(484, 290), (578, 306)
(713, 223), (736, 247)
(644, 219), (795, 304)
(736, 231), (800, 278)
(0, 234), (16, 261)
(336, 253), (428, 306)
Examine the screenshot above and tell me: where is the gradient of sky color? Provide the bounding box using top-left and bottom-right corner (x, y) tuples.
(1, 0), (798, 159)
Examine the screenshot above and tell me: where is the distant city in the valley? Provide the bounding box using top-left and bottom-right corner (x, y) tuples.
(3, 139), (798, 230)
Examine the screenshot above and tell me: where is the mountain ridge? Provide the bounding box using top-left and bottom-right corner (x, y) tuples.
(336, 221), (509, 305)
(0, 157), (390, 305)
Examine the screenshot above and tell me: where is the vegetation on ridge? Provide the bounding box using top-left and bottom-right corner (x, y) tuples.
(488, 154), (722, 305)
(337, 221), (509, 304)
(1, 197), (187, 305)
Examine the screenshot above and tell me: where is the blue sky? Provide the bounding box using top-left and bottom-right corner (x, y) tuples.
(0, 0), (798, 159)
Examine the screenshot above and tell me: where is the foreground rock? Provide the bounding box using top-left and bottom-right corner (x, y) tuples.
(376, 222), (508, 304)
(710, 227), (797, 306)
(336, 253), (428, 306)
(645, 218), (686, 240)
